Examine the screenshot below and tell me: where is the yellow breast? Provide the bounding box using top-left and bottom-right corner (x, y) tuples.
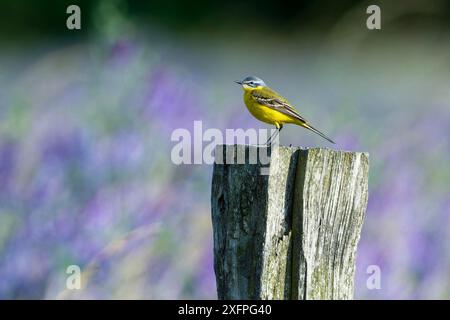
(243, 90), (297, 126)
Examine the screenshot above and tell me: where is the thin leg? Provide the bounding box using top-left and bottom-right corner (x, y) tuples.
(265, 128), (278, 145)
(266, 129), (279, 146)
(250, 128), (276, 147)
(266, 125), (283, 146)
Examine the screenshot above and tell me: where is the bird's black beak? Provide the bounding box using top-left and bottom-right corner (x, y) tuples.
(235, 80), (243, 85)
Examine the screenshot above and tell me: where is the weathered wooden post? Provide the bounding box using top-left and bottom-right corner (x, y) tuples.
(211, 145), (369, 300)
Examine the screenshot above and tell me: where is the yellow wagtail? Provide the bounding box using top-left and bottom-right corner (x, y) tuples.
(235, 76), (335, 145)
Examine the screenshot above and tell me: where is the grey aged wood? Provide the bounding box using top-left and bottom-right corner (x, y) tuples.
(211, 145), (369, 300)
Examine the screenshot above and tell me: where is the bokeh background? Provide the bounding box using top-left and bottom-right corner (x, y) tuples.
(1, 0), (450, 299)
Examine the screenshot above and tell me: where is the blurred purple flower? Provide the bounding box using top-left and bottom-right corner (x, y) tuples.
(108, 39), (136, 65)
(0, 140), (16, 196)
(41, 128), (85, 165)
(142, 68), (204, 132)
(194, 244), (216, 298)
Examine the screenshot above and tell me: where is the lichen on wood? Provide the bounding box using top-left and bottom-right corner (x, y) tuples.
(211, 145), (369, 300)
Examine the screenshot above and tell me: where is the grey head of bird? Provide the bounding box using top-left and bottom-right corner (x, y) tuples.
(235, 76), (266, 88)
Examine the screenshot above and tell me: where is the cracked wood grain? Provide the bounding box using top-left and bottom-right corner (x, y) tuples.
(211, 145), (369, 300)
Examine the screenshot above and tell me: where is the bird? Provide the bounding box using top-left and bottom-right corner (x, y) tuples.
(235, 76), (335, 145)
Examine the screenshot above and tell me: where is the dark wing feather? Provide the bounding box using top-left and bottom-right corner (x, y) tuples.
(251, 88), (307, 123)
(251, 87), (335, 144)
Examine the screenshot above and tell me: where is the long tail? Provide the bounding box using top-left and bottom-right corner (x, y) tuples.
(301, 122), (335, 144)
